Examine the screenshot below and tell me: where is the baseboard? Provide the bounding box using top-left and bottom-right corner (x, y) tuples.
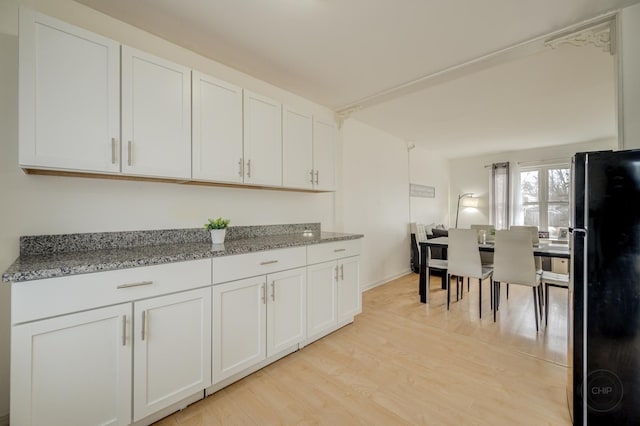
(362, 268), (411, 291)
(0, 412), (9, 426)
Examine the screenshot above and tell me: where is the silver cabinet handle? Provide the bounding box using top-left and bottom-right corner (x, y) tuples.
(111, 138), (117, 164)
(340, 264), (344, 280)
(333, 248), (346, 253)
(315, 170), (319, 185)
(122, 315), (127, 346)
(271, 281), (276, 302)
(141, 310), (147, 341)
(310, 169), (314, 183)
(262, 284), (266, 304)
(238, 158), (244, 177)
(334, 266), (339, 281)
(127, 140), (133, 166)
(117, 280), (153, 289)
(246, 159), (251, 178)
(260, 260), (278, 265)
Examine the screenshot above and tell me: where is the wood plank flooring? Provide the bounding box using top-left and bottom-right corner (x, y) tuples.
(156, 273), (571, 425)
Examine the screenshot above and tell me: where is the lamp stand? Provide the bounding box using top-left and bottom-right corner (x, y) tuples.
(455, 193), (474, 228)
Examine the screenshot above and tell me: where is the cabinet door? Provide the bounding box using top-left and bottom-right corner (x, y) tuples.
(243, 91), (282, 186)
(338, 256), (361, 322)
(282, 107), (313, 189)
(312, 119), (337, 191)
(266, 267), (306, 357)
(19, 9), (120, 173)
(121, 46), (191, 179)
(307, 261), (338, 338)
(192, 72), (243, 183)
(213, 276), (267, 382)
(11, 304), (132, 426)
(133, 287), (212, 421)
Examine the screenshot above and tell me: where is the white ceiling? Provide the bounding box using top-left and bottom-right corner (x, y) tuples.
(75, 0), (640, 157)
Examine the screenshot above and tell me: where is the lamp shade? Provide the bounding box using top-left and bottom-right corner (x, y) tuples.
(461, 197), (479, 208)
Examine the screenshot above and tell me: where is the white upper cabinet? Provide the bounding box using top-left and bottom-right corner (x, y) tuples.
(243, 91), (282, 186)
(312, 119), (337, 191)
(192, 72), (243, 183)
(19, 9), (120, 173)
(282, 107), (313, 190)
(121, 46), (191, 179)
(18, 9), (336, 192)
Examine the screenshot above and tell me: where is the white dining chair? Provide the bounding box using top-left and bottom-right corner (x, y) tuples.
(493, 230), (543, 331)
(447, 229), (493, 318)
(470, 224), (495, 273)
(541, 271), (569, 326)
(510, 225), (542, 269)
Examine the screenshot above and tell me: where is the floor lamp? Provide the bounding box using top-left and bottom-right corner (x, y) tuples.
(455, 193), (476, 228)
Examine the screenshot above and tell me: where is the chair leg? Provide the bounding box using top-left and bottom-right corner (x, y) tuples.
(478, 278), (482, 319)
(455, 276), (459, 301)
(532, 287), (539, 332)
(493, 281), (500, 322)
(538, 285), (544, 318)
(447, 274), (451, 310)
(490, 279), (493, 311)
(467, 277), (470, 292)
(506, 283), (509, 299)
(545, 283), (550, 326)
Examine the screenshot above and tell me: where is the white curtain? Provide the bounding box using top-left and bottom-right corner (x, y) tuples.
(490, 162), (510, 230)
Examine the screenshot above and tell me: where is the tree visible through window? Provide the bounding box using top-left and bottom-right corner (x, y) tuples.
(520, 165), (570, 238)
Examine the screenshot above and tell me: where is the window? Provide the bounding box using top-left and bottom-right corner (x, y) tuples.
(519, 164), (570, 239)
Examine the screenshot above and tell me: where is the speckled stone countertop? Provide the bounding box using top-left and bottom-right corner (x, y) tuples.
(2, 224), (363, 283)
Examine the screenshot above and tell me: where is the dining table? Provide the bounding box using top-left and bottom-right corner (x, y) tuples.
(418, 236), (571, 303)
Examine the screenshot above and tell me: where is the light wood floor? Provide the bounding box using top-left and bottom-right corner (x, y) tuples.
(156, 273), (571, 425)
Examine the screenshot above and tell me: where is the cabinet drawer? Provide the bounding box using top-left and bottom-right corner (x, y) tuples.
(307, 239), (362, 265)
(12, 259), (211, 324)
(212, 247), (306, 284)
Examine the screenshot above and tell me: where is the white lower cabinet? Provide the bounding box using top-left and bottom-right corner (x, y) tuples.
(306, 261), (338, 339)
(9, 241), (360, 424)
(266, 268), (307, 357)
(306, 255), (361, 342)
(337, 256), (362, 322)
(133, 287), (212, 421)
(213, 267), (306, 383)
(213, 276), (267, 382)
(11, 304), (132, 426)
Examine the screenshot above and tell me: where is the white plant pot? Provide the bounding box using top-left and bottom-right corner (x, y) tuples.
(210, 229), (226, 244)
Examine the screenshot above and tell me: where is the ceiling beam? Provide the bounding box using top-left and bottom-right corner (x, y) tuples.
(335, 11), (618, 118)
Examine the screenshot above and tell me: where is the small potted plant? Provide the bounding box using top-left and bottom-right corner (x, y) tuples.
(205, 217), (230, 244)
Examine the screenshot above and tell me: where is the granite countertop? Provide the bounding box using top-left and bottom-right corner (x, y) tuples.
(2, 226), (363, 283)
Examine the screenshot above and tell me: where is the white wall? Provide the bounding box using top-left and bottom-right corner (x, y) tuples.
(619, 3), (640, 149)
(448, 138), (617, 228)
(409, 146), (450, 227)
(341, 119), (411, 290)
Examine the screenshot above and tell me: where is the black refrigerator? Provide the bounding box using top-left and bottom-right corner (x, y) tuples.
(569, 149), (640, 425)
